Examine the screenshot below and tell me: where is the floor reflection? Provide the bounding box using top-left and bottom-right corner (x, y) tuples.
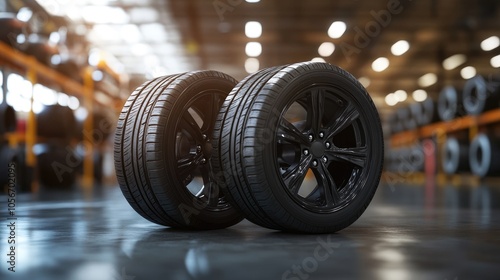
(1, 182), (500, 279)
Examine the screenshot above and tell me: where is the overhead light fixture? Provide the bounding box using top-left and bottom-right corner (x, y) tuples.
(246, 0), (260, 2)
(121, 24), (142, 43)
(311, 57), (326, 63)
(385, 93), (398, 106)
(418, 73), (437, 87)
(131, 43), (152, 56)
(245, 42), (262, 57)
(412, 89), (428, 102)
(328, 21), (346, 39)
(358, 77), (370, 88)
(16, 7), (33, 22)
(245, 58), (259, 73)
(394, 90), (407, 102)
(480, 36), (500, 51)
(245, 21), (262, 38)
(391, 40), (409, 56)
(82, 6), (129, 24)
(460, 66), (476, 79)
(491, 54), (500, 68)
(442, 54), (466, 70)
(318, 42), (335, 57)
(372, 57), (389, 72)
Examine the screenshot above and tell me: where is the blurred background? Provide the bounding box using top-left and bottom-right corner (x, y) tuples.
(1, 1), (500, 279)
(1, 0), (499, 192)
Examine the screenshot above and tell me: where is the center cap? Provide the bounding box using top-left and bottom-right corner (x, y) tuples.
(311, 141), (325, 157)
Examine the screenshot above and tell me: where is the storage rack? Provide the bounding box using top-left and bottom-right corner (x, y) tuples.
(0, 41), (122, 190)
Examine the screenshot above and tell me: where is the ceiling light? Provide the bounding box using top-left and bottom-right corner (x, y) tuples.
(140, 23), (168, 43)
(318, 42), (335, 57)
(372, 57), (389, 72)
(480, 36), (500, 51)
(418, 73), (437, 87)
(245, 21), (262, 38)
(245, 58), (259, 73)
(328, 21), (346, 39)
(129, 7), (159, 23)
(460, 66), (476, 79)
(82, 6), (129, 24)
(385, 93), (398, 106)
(443, 54), (466, 70)
(311, 57), (326, 63)
(391, 40), (409, 56)
(16, 7), (33, 22)
(412, 89), (428, 102)
(131, 43), (152, 56)
(245, 42), (262, 57)
(121, 24), (142, 43)
(358, 77), (370, 88)
(246, 0), (260, 2)
(491, 55), (500, 68)
(394, 90), (407, 102)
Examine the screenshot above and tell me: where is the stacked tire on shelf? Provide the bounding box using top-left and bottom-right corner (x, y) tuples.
(114, 62), (384, 233)
(388, 74), (500, 178)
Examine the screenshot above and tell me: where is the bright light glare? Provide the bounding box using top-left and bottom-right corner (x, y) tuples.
(246, 0), (260, 2)
(412, 89), (428, 102)
(245, 58), (259, 74)
(58, 93), (69, 107)
(480, 36), (500, 51)
(394, 90), (407, 102)
(318, 42), (335, 57)
(443, 54), (466, 70)
(358, 77), (370, 88)
(490, 54), (500, 68)
(245, 42), (262, 57)
(245, 21), (262, 38)
(460, 66), (476, 79)
(385, 93), (398, 106)
(372, 57), (389, 72)
(418, 73), (437, 87)
(311, 57), (326, 63)
(82, 6), (129, 24)
(68, 96), (80, 110)
(391, 40), (410, 56)
(328, 21), (346, 39)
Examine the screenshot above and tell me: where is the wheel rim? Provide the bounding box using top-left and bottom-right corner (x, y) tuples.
(275, 85), (371, 213)
(174, 90), (231, 211)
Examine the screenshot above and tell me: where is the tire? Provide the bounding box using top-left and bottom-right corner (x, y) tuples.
(0, 105), (16, 135)
(420, 98), (440, 125)
(442, 137), (469, 174)
(463, 76), (500, 115)
(404, 105), (418, 130)
(213, 62), (384, 233)
(37, 105), (77, 139)
(34, 142), (78, 189)
(469, 134), (500, 177)
(396, 107), (410, 131)
(0, 144), (33, 193)
(114, 71), (243, 229)
(438, 86), (464, 121)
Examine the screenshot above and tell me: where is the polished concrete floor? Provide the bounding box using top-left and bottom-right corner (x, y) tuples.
(1, 180), (500, 280)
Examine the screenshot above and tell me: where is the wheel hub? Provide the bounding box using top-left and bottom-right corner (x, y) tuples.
(310, 141), (325, 157)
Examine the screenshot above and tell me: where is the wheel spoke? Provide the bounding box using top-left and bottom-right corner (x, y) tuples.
(308, 88), (325, 133)
(326, 102), (360, 138)
(282, 155), (312, 194)
(201, 94), (221, 134)
(181, 111), (203, 142)
(314, 161), (340, 207)
(326, 146), (367, 168)
(277, 118), (309, 145)
(177, 153), (202, 178)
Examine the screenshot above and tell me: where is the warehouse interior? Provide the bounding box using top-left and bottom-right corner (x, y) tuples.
(1, 0), (500, 279)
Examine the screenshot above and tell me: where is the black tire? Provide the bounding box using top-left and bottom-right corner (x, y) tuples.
(469, 134), (500, 177)
(438, 86), (464, 121)
(0, 144), (33, 193)
(0, 104), (16, 135)
(463, 76), (500, 115)
(213, 62), (384, 233)
(420, 98), (440, 125)
(37, 105), (77, 139)
(114, 71), (243, 229)
(396, 107), (410, 131)
(442, 137), (469, 174)
(35, 142), (78, 189)
(404, 105), (418, 130)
